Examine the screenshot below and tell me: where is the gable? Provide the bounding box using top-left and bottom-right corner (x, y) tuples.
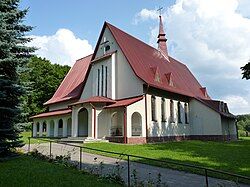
(100, 22), (210, 100)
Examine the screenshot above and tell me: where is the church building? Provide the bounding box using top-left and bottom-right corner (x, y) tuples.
(31, 16), (237, 143)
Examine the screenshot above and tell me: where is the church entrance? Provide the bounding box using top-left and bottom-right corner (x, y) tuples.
(78, 108), (88, 137)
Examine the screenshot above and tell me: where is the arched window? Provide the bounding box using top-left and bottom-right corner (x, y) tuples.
(184, 103), (189, 124)
(110, 112), (122, 136)
(170, 100), (174, 123)
(58, 119), (63, 128)
(132, 112), (142, 136)
(177, 102), (182, 123)
(151, 95), (156, 121)
(161, 98), (166, 122)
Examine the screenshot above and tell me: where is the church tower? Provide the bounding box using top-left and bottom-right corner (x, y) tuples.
(157, 15), (170, 61)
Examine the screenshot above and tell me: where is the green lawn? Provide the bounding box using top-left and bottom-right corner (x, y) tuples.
(0, 155), (121, 187)
(20, 131), (51, 144)
(83, 138), (250, 177)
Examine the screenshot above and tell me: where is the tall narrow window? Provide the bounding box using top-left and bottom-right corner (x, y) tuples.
(105, 66), (108, 97)
(101, 65), (104, 96)
(170, 100), (174, 123)
(184, 103), (189, 124)
(97, 69), (100, 96)
(161, 98), (166, 122)
(151, 95), (156, 121)
(177, 102), (182, 123)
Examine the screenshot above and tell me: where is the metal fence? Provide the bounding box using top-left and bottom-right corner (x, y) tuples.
(27, 137), (250, 187)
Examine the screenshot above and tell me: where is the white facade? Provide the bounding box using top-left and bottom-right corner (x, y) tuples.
(32, 24), (237, 143)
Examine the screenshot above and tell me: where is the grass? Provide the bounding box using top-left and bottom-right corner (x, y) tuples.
(83, 138), (250, 178)
(20, 131), (52, 144)
(0, 155), (121, 187)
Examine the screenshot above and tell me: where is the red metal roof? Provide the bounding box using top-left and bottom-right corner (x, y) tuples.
(70, 96), (116, 106)
(30, 109), (72, 119)
(44, 54), (93, 105)
(104, 96), (143, 109)
(92, 22), (210, 100)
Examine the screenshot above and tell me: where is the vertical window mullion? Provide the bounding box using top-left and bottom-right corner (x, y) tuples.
(105, 66), (108, 97)
(101, 65), (104, 96)
(97, 69), (100, 96)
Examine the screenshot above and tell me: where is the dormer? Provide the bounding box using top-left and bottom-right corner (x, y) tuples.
(165, 72), (174, 86)
(151, 66), (161, 83)
(200, 87), (208, 98)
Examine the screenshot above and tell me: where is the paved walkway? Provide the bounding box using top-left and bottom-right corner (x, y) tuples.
(22, 143), (249, 187)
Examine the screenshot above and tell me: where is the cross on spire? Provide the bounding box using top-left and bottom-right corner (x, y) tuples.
(157, 7), (163, 16)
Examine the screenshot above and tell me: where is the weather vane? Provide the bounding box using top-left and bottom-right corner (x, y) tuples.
(157, 6), (163, 16)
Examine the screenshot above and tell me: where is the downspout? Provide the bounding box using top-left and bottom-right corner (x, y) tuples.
(144, 84), (150, 140)
(89, 103), (96, 139)
(124, 106), (127, 144)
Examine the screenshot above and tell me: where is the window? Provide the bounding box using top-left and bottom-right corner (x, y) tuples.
(97, 69), (100, 96)
(177, 102), (182, 123)
(58, 119), (63, 128)
(161, 98), (166, 122)
(132, 112), (142, 136)
(105, 45), (110, 52)
(170, 100), (174, 123)
(101, 65), (104, 96)
(184, 103), (189, 124)
(105, 66), (108, 97)
(151, 96), (156, 121)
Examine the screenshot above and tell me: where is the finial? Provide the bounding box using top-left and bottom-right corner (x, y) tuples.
(157, 7), (163, 16)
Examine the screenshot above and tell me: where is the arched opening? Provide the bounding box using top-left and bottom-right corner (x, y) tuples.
(67, 118), (72, 137)
(50, 120), (55, 137)
(132, 112), (142, 136)
(110, 112), (122, 136)
(42, 121), (46, 136)
(58, 119), (63, 137)
(35, 122), (39, 136)
(78, 108), (88, 137)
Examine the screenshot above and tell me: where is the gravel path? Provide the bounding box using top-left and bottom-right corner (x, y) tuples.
(22, 143), (249, 187)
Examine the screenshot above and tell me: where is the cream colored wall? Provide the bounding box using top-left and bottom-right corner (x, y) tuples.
(189, 99), (222, 135)
(221, 117), (237, 136)
(126, 97), (146, 138)
(96, 107), (124, 138)
(81, 26), (143, 100)
(48, 100), (73, 111)
(146, 94), (190, 137)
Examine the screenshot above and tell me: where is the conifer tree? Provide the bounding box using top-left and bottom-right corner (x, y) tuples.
(0, 0), (34, 155)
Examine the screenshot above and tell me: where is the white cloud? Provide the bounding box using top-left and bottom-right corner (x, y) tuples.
(222, 95), (249, 114)
(135, 0), (250, 114)
(133, 8), (158, 24)
(28, 29), (93, 66)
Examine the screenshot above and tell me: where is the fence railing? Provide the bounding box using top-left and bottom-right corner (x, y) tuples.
(27, 137), (250, 187)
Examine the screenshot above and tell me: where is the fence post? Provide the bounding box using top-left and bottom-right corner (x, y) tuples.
(127, 155), (130, 187)
(79, 147), (82, 170)
(205, 169), (209, 187)
(28, 137), (30, 153)
(49, 141), (52, 158)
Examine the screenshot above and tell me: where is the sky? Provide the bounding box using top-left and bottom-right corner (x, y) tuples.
(20, 0), (250, 115)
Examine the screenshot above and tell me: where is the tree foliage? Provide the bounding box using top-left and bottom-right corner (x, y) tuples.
(0, 0), (35, 155)
(19, 56), (70, 127)
(241, 62), (250, 80)
(237, 114), (250, 136)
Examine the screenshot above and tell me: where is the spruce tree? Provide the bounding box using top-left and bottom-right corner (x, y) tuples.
(0, 0), (34, 155)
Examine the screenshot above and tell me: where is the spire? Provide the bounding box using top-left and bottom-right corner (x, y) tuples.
(157, 15), (169, 61)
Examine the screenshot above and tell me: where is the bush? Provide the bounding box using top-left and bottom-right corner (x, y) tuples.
(238, 130), (248, 137)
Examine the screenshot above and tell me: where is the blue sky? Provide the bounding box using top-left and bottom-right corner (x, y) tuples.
(20, 0), (250, 114)
(20, 0), (175, 46)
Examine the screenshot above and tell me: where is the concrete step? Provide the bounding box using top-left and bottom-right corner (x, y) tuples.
(58, 137), (109, 144)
